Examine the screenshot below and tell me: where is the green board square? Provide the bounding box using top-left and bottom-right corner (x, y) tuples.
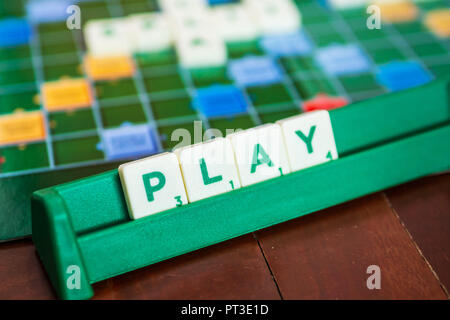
(416, 1), (447, 11)
(0, 67), (35, 86)
(144, 72), (185, 94)
(314, 33), (347, 46)
(95, 79), (138, 100)
(227, 41), (263, 59)
(259, 108), (301, 124)
(0, 91), (39, 114)
(354, 27), (389, 41)
(43, 62), (82, 80)
(100, 104), (147, 128)
(394, 21), (428, 34)
(40, 41), (77, 56)
(158, 120), (202, 150)
(151, 96), (196, 120)
(79, 1), (110, 20)
(0, 143), (49, 173)
(191, 67), (231, 87)
(0, 45), (30, 60)
(345, 17), (372, 31)
(280, 56), (317, 74)
(49, 109), (97, 135)
(370, 47), (406, 64)
(121, 2), (154, 15)
(246, 83), (292, 107)
(135, 50), (178, 68)
(53, 136), (104, 165)
(294, 78), (337, 99)
(338, 73), (382, 93)
(305, 23), (336, 38)
(39, 31), (73, 47)
(0, 0), (24, 17)
(411, 41), (447, 58)
(41, 53), (78, 65)
(120, 0), (158, 9)
(339, 8), (366, 20)
(427, 63), (450, 78)
(296, 4), (331, 24)
(38, 22), (68, 34)
(208, 115), (256, 137)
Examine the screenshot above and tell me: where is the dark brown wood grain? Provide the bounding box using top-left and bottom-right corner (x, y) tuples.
(0, 175), (448, 300)
(0, 239), (55, 299)
(255, 193), (447, 300)
(93, 234), (280, 300)
(385, 173), (450, 295)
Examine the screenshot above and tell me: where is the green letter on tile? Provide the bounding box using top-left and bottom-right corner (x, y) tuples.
(200, 158), (222, 185)
(142, 171), (166, 202)
(295, 125), (316, 154)
(251, 143), (273, 174)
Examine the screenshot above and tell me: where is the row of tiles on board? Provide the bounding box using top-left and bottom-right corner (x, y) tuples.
(85, 0), (301, 68)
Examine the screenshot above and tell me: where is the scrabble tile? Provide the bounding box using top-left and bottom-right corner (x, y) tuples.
(228, 56), (283, 87)
(211, 4), (259, 42)
(0, 111), (46, 146)
(375, 0), (418, 23)
(316, 44), (371, 76)
(194, 85), (248, 117)
(277, 110), (338, 172)
(376, 61), (432, 92)
(170, 10), (212, 40)
(176, 30), (227, 68)
(41, 78), (92, 111)
(175, 137), (241, 202)
(27, 0), (73, 24)
(260, 31), (312, 57)
(425, 9), (450, 38)
(0, 18), (32, 47)
(302, 93), (348, 112)
(127, 13), (173, 53)
(119, 152), (188, 220)
(102, 124), (158, 160)
(84, 18), (132, 57)
(245, 0), (301, 35)
(228, 123), (290, 187)
(84, 55), (135, 81)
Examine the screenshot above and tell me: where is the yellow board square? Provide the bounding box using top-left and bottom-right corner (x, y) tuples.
(425, 9), (450, 38)
(0, 111), (46, 146)
(376, 0), (418, 23)
(41, 78), (92, 111)
(84, 55), (135, 81)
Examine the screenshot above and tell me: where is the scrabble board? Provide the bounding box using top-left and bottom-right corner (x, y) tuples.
(1, 0), (449, 241)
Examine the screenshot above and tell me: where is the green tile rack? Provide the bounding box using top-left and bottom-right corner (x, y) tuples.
(32, 77), (450, 299)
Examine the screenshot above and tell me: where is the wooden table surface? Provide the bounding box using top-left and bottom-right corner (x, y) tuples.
(0, 173), (448, 300)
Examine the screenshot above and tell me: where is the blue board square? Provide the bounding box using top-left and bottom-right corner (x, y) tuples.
(194, 85), (248, 117)
(376, 61), (432, 92)
(316, 44), (371, 76)
(260, 32), (313, 57)
(27, 0), (74, 24)
(228, 56), (284, 87)
(0, 18), (32, 48)
(101, 124), (158, 160)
